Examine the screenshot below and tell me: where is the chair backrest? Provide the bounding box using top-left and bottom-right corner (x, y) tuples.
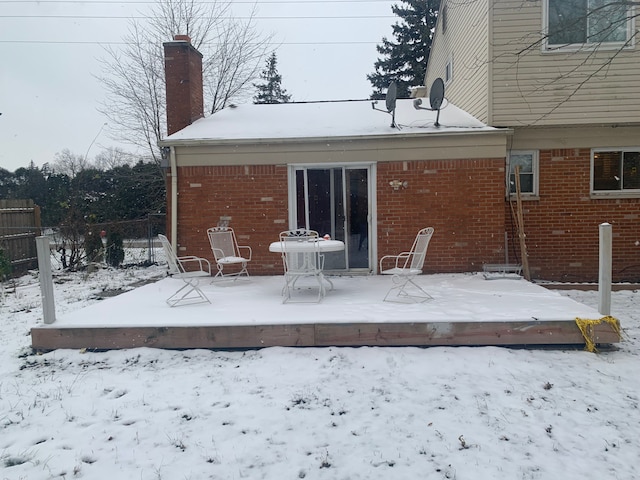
(279, 229), (320, 273)
(158, 234), (184, 275)
(407, 227), (434, 271)
(207, 227), (239, 260)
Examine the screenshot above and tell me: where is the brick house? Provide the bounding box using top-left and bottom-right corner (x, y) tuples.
(159, 36), (512, 278)
(424, 0), (640, 281)
(160, 24), (639, 282)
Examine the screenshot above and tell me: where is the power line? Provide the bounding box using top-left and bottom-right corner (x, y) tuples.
(0, 39), (380, 45)
(1, 14), (395, 19)
(0, 0), (394, 3)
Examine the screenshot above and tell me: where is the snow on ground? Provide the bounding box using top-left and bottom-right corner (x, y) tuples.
(1, 250), (638, 480)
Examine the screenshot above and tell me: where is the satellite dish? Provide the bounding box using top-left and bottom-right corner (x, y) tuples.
(385, 81), (397, 113)
(371, 81), (399, 128)
(429, 78), (445, 111)
(413, 78), (445, 127)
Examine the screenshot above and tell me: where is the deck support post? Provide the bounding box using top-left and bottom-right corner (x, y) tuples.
(36, 236), (56, 324)
(598, 223), (612, 316)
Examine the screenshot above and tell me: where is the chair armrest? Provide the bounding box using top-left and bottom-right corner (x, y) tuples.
(238, 245), (252, 260)
(379, 252), (412, 271)
(178, 255), (211, 275)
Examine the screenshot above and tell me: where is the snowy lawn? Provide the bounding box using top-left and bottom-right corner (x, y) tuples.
(1, 254), (638, 480)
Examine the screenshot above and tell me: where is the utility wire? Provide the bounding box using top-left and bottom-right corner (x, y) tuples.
(1, 14), (395, 19)
(0, 39), (380, 45)
(0, 0), (394, 3)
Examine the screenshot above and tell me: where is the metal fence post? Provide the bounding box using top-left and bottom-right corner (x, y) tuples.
(36, 236), (56, 324)
(598, 223), (612, 316)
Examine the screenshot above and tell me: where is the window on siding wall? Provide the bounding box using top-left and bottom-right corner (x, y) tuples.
(592, 149), (640, 194)
(545, 0), (630, 49)
(445, 58), (453, 84)
(507, 151), (538, 196)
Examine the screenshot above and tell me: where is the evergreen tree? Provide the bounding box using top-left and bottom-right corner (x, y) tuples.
(367, 0), (439, 99)
(253, 52), (292, 104)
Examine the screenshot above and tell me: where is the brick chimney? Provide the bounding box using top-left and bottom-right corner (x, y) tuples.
(163, 35), (204, 136)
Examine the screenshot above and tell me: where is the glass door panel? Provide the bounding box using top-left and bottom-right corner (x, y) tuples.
(293, 166), (370, 271)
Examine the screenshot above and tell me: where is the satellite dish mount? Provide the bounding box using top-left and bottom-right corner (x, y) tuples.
(371, 81), (398, 128)
(413, 78), (445, 127)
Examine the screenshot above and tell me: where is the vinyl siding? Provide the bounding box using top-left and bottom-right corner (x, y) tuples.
(425, 0), (491, 123)
(491, 0), (640, 127)
(173, 133), (509, 167)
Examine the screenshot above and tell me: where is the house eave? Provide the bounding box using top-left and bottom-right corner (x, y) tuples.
(159, 128), (511, 148)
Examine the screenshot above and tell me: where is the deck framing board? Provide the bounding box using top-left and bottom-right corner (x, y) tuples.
(30, 320), (620, 351)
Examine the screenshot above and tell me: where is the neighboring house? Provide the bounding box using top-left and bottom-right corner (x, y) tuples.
(159, 36), (511, 277)
(424, 0), (640, 281)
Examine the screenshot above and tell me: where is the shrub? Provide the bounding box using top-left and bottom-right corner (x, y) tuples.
(0, 248), (10, 280)
(85, 228), (105, 263)
(105, 231), (125, 267)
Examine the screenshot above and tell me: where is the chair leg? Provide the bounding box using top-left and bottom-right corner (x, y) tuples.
(167, 279), (211, 307)
(383, 275), (432, 303)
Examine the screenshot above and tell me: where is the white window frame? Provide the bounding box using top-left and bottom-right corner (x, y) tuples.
(542, 0), (634, 52)
(507, 151), (539, 198)
(591, 148), (640, 198)
(444, 56), (453, 85)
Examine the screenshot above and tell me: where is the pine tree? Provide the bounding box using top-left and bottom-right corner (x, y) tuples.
(253, 52), (292, 104)
(367, 0), (439, 100)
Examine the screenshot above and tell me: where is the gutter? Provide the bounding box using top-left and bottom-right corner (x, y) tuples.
(158, 128), (512, 149)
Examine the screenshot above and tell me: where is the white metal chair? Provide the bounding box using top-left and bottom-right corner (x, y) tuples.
(207, 227), (252, 281)
(379, 227), (434, 303)
(158, 234), (211, 307)
(279, 229), (326, 303)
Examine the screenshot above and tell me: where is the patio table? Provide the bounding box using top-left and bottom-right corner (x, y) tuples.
(268, 239), (345, 255)
(269, 239), (345, 300)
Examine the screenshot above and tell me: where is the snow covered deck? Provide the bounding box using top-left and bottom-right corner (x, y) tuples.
(30, 273), (621, 351)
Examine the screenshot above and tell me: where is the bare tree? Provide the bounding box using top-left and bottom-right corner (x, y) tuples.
(97, 0), (273, 163)
(94, 147), (137, 171)
(53, 149), (89, 178)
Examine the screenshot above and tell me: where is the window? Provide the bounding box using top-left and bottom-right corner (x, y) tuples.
(442, 4), (447, 34)
(545, 0), (630, 49)
(592, 149), (640, 194)
(507, 151), (538, 196)
(445, 57), (453, 84)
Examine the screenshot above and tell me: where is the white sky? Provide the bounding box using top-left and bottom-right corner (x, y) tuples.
(0, 0), (396, 172)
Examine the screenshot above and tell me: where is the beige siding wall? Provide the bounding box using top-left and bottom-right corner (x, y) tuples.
(426, 0), (491, 122)
(173, 133), (508, 167)
(491, 0), (640, 127)
(509, 125), (640, 151)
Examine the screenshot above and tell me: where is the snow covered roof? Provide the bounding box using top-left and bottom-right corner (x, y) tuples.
(162, 98), (498, 145)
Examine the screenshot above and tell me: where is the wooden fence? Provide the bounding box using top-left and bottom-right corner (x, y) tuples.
(0, 199), (41, 276)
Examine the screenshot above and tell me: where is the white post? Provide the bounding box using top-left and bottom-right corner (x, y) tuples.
(36, 236), (56, 324)
(598, 223), (612, 316)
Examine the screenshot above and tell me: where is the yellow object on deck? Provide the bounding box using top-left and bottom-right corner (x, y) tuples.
(575, 316), (621, 352)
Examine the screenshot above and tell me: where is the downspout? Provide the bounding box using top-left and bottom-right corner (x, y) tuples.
(170, 146), (178, 249)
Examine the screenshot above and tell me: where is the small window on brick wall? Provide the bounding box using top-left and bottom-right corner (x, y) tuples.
(507, 151), (538, 197)
(592, 149), (640, 195)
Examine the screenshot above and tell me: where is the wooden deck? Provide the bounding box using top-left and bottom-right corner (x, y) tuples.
(30, 274), (622, 351)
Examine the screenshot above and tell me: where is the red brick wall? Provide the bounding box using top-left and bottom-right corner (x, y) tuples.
(505, 148), (640, 282)
(377, 158), (507, 273)
(171, 158), (508, 275)
(174, 165), (289, 275)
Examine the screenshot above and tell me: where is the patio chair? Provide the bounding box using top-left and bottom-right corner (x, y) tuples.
(279, 229), (326, 303)
(158, 234), (211, 307)
(207, 227), (252, 281)
(379, 227), (434, 303)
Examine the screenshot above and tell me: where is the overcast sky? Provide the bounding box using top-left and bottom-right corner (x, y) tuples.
(0, 0), (396, 172)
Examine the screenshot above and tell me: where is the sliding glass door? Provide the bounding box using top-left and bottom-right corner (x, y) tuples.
(291, 165), (373, 272)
